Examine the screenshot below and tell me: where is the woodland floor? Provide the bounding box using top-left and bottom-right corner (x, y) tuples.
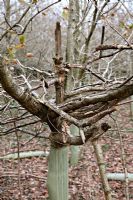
(0, 102), (133, 200)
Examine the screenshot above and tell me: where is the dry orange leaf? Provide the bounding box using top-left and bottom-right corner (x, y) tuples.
(26, 53), (34, 58)
(11, 59), (18, 64)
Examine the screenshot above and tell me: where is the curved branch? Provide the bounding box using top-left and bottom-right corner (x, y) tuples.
(65, 86), (105, 99)
(0, 57), (48, 121)
(61, 83), (133, 112)
(0, 57), (82, 127)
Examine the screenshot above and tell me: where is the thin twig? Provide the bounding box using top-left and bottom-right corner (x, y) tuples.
(118, 75), (133, 88)
(9, 110), (22, 200)
(111, 116), (130, 200)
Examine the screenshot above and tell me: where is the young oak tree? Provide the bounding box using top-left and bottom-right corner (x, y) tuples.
(0, 0), (133, 199)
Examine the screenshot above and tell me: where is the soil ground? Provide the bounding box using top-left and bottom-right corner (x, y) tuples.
(0, 102), (133, 200)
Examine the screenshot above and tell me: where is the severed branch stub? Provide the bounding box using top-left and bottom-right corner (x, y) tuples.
(50, 22), (71, 145)
(54, 22), (66, 104)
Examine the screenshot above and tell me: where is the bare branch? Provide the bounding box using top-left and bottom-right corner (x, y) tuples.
(95, 44), (133, 51)
(65, 86), (105, 99)
(0, 56), (48, 121)
(61, 83), (133, 112)
(21, 0), (62, 34)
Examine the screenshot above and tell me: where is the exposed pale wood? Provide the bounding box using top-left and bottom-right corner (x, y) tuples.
(107, 173), (133, 181)
(0, 151), (49, 160)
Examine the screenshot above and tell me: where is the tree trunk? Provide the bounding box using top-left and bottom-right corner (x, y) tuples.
(69, 125), (80, 166)
(65, 0), (81, 166)
(47, 22), (69, 200)
(47, 146), (68, 200)
(129, 51), (133, 120)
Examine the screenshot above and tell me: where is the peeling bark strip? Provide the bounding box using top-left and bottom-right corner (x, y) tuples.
(49, 123), (110, 146)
